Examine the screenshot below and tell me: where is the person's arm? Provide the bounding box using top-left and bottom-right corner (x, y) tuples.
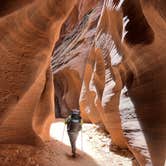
(81, 119), (83, 126)
(65, 115), (71, 124)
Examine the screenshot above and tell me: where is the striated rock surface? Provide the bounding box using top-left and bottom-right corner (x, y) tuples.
(0, 0), (165, 166)
(0, 0), (76, 145)
(52, 0), (166, 165)
(52, 1), (103, 121)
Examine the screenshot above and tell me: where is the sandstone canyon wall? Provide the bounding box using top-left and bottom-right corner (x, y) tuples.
(52, 0), (166, 165)
(0, 0), (165, 166)
(0, 0), (76, 145)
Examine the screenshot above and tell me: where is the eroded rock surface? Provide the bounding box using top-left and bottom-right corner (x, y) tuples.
(0, 0), (166, 166)
(0, 0), (76, 145)
(52, 0), (166, 165)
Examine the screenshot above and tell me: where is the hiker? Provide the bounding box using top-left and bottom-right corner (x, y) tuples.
(65, 109), (82, 157)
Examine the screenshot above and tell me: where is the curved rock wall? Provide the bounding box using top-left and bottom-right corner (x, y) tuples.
(0, 0), (76, 145)
(53, 0), (166, 165)
(52, 1), (103, 118)
(0, 0), (165, 165)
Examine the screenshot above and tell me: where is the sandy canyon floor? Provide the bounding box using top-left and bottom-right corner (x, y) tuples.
(0, 119), (137, 166)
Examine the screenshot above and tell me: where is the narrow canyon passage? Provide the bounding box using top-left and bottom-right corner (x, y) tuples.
(0, 120), (135, 166)
(50, 119), (134, 166)
(0, 0), (166, 166)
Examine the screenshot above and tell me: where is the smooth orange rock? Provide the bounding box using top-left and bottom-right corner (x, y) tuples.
(0, 0), (76, 145)
(52, 0), (166, 165)
(0, 0), (166, 166)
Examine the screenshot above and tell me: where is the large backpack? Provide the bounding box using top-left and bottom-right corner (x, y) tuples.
(67, 112), (82, 132)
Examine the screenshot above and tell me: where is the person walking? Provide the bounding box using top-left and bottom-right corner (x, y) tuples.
(65, 109), (82, 157)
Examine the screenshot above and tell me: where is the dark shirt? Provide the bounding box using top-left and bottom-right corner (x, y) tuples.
(66, 114), (82, 133)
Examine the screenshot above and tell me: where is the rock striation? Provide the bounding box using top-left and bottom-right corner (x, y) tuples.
(0, 0), (165, 166)
(0, 0), (76, 145)
(52, 0), (166, 165)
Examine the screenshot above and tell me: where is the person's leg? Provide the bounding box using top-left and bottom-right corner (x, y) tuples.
(68, 132), (78, 157)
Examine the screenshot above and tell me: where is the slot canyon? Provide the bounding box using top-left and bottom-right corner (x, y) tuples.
(0, 0), (166, 166)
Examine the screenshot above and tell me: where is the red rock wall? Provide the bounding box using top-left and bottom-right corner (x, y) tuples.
(53, 0), (166, 165)
(0, 0), (165, 165)
(0, 0), (76, 145)
(52, 1), (103, 119)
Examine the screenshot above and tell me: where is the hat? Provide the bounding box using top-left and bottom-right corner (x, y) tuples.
(71, 109), (80, 115)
